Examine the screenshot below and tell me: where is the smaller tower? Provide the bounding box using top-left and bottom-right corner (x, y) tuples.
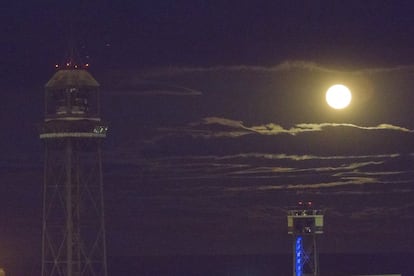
(287, 201), (324, 276)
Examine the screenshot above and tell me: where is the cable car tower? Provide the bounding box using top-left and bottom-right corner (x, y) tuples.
(39, 60), (108, 276)
(287, 201), (324, 276)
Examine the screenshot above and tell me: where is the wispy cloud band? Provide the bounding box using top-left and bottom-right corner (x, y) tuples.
(168, 117), (414, 138)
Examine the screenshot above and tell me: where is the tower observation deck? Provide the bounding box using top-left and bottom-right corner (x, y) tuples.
(40, 68), (108, 276)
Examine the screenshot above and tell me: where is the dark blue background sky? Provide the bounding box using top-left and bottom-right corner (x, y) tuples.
(1, 1), (414, 273)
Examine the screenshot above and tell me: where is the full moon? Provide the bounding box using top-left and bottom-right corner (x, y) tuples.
(326, 84), (352, 109)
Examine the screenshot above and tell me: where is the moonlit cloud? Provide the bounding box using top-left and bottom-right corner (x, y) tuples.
(270, 176), (377, 190)
(140, 62), (325, 77)
(135, 152), (400, 162)
(293, 123), (414, 133)
(163, 117), (414, 138)
(224, 161), (383, 178)
(333, 170), (405, 177)
(224, 176), (378, 192)
(139, 60), (414, 77)
(201, 117), (245, 128)
(249, 122), (414, 135)
(105, 84), (202, 96)
(127, 151), (398, 186)
(214, 152), (400, 161)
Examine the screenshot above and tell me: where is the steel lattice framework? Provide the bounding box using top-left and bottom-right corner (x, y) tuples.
(287, 202), (324, 276)
(40, 69), (108, 276)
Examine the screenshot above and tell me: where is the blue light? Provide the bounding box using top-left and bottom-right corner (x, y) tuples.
(295, 236), (303, 276)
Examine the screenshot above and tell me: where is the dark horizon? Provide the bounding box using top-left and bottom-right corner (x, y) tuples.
(0, 252), (410, 276)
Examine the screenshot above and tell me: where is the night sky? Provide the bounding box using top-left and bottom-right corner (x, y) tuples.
(2, 0), (414, 273)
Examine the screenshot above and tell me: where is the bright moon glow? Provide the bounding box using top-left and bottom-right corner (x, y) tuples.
(326, 84), (352, 109)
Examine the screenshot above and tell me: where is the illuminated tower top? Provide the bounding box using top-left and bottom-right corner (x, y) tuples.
(44, 69), (101, 121)
(40, 68), (107, 140)
(287, 201), (324, 235)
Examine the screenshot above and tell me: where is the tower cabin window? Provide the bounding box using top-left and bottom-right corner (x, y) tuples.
(54, 89), (68, 115)
(70, 88), (88, 114)
(52, 88), (89, 115)
(47, 87), (98, 118)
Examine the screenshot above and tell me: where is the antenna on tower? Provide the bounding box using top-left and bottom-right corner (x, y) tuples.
(54, 23), (90, 70)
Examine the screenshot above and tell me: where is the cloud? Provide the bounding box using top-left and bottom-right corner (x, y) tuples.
(139, 60), (414, 77)
(225, 161), (383, 178)
(232, 152), (400, 161)
(106, 83), (202, 96)
(293, 123), (414, 133)
(255, 176), (377, 191)
(167, 117), (414, 138)
(333, 170), (405, 178)
(275, 61), (414, 75)
(201, 117), (245, 129)
(250, 122), (414, 135)
(134, 152), (400, 163)
(134, 150), (397, 186)
(224, 176), (377, 192)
